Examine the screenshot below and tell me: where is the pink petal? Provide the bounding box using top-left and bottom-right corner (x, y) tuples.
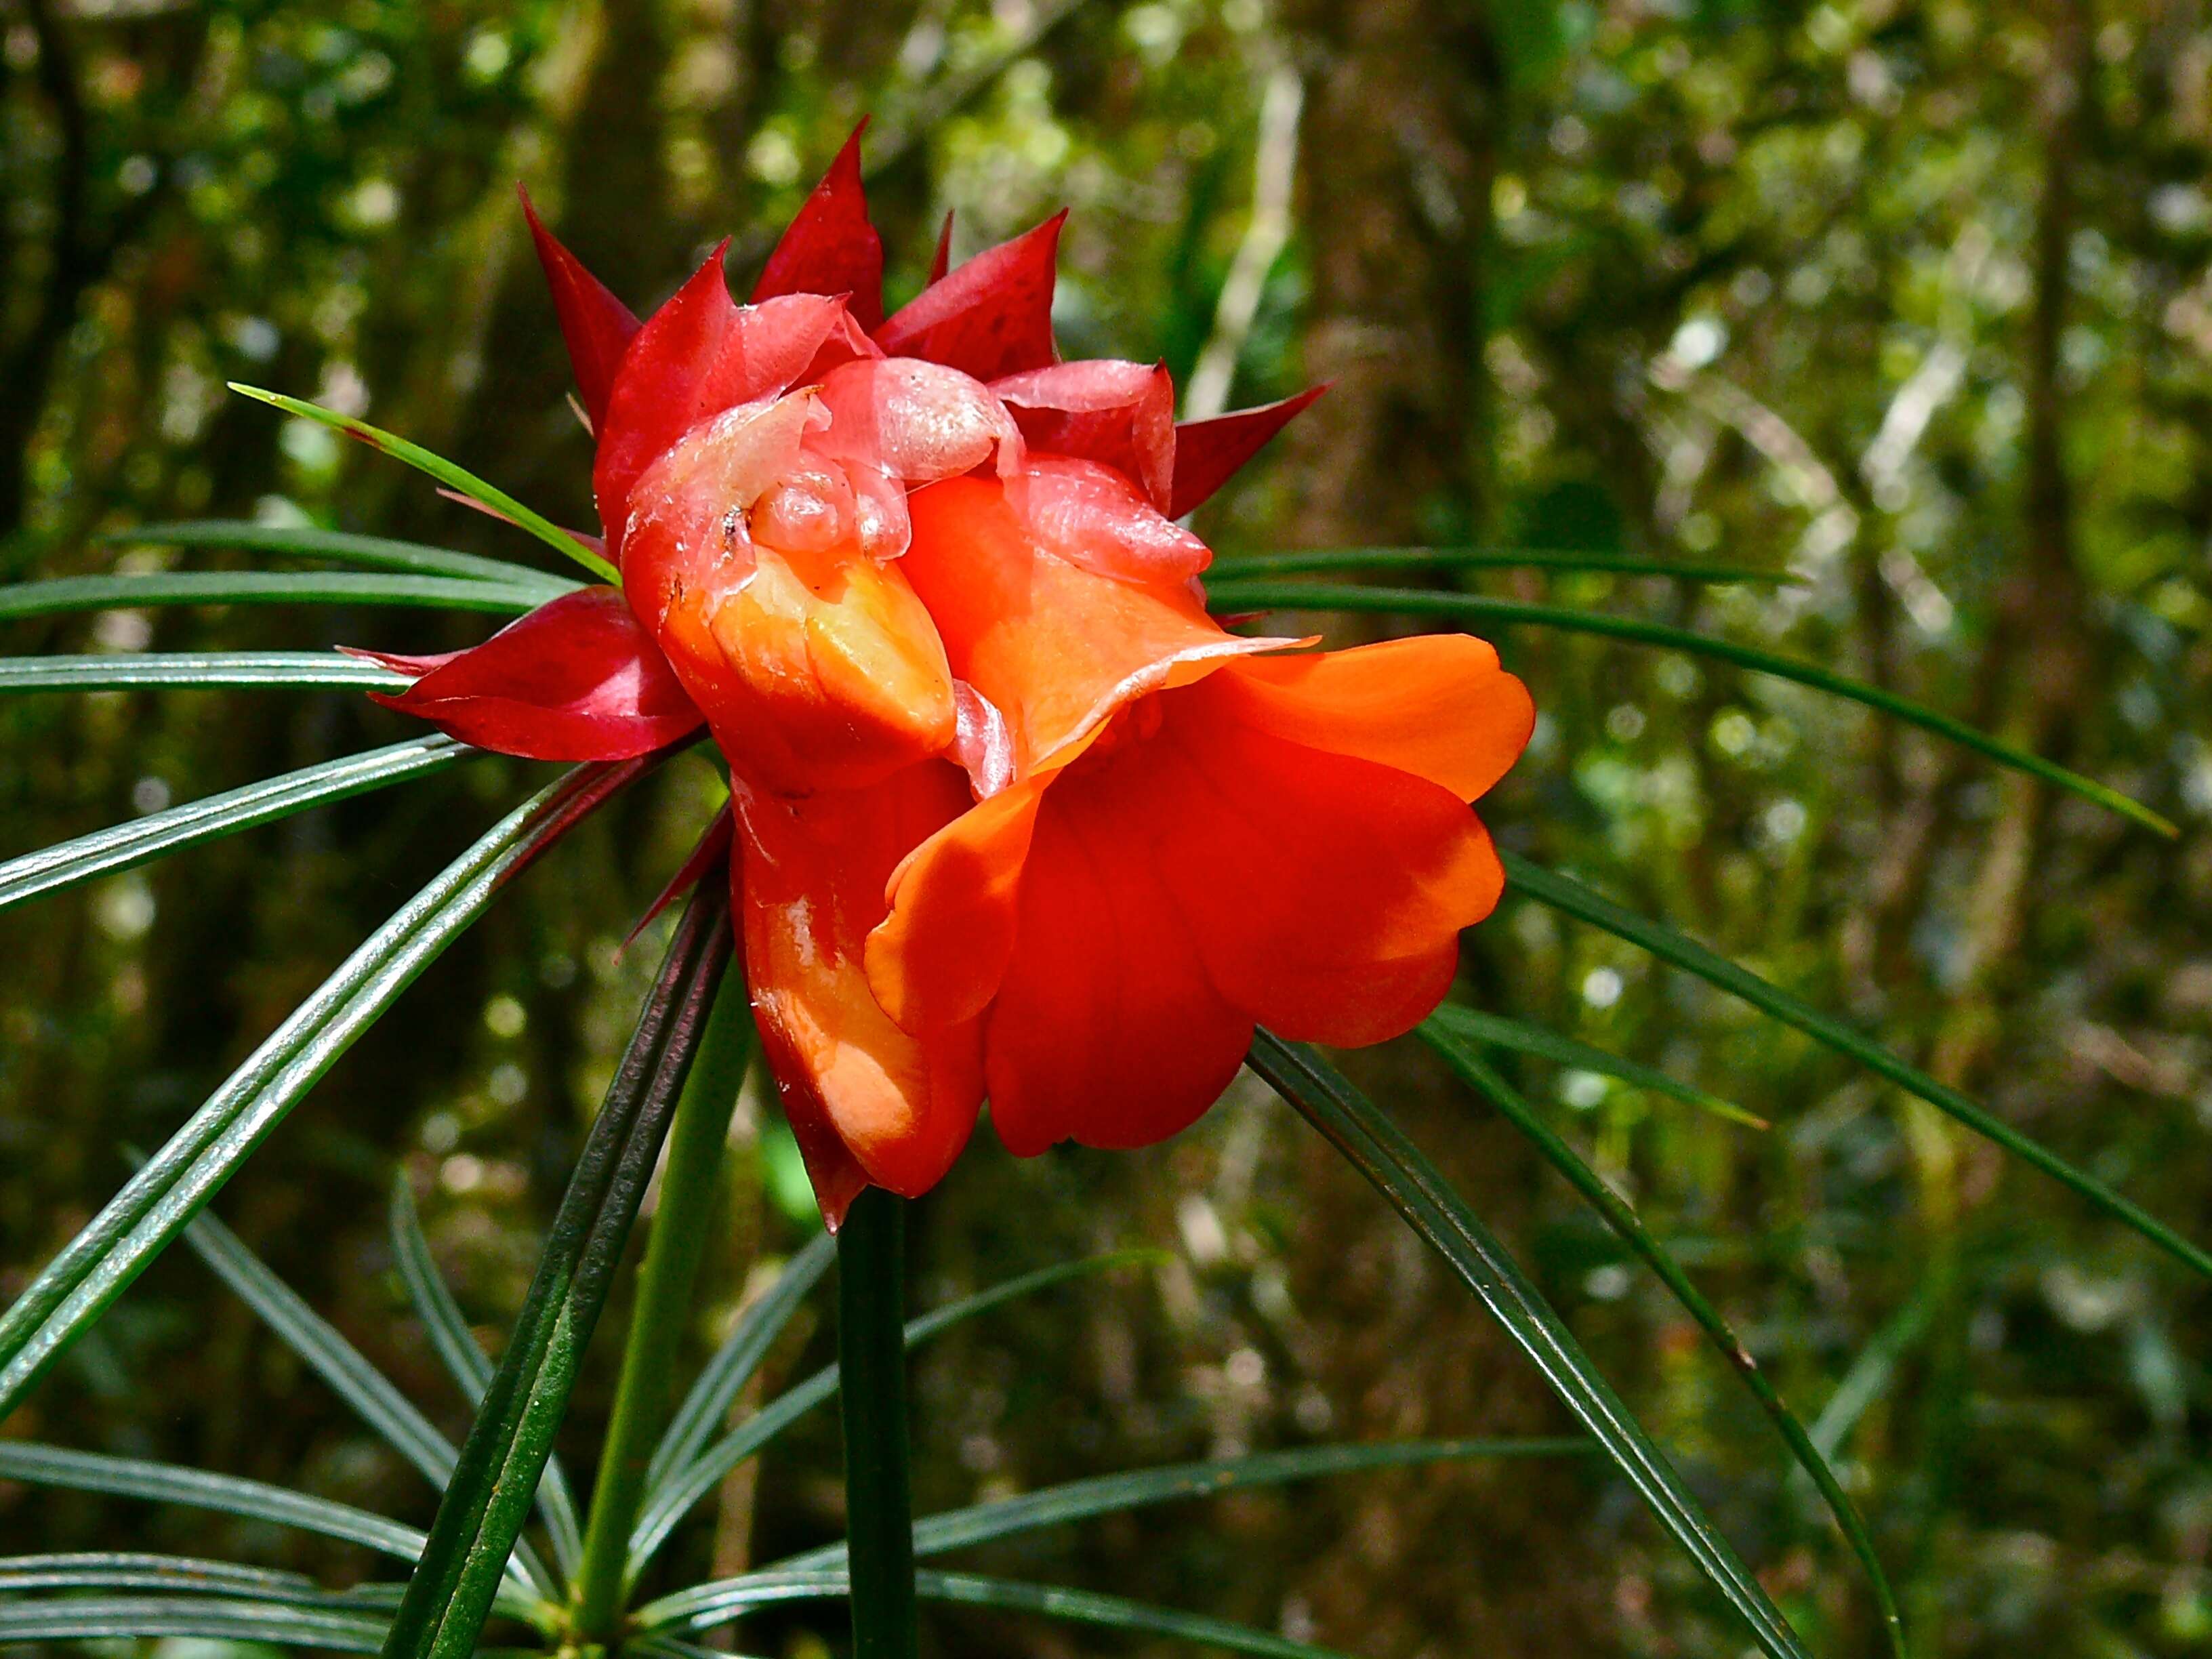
(812, 357), (1023, 487)
(366, 587), (703, 760)
(874, 211), (1066, 382)
(594, 247), (864, 556)
(519, 188), (640, 431)
(1168, 385), (1328, 518)
(993, 359), (1175, 510)
(752, 124), (886, 329)
(1008, 455), (1212, 583)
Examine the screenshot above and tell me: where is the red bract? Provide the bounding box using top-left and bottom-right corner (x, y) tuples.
(359, 125), (1522, 1227)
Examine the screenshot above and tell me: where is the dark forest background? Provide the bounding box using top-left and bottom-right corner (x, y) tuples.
(5, 0), (2212, 1653)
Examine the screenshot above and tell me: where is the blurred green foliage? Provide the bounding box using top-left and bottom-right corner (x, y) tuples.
(4, 0), (2211, 1654)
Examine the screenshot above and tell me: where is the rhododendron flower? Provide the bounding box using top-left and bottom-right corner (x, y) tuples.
(362, 126), (1532, 1225)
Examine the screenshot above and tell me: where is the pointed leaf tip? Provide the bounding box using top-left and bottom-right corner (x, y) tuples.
(926, 212), (955, 286)
(520, 187), (642, 430)
(1170, 384), (1327, 518)
(876, 211), (1067, 382)
(753, 125), (886, 329)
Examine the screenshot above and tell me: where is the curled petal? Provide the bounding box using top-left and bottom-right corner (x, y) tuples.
(735, 770), (984, 1221)
(1008, 455), (1211, 583)
(1168, 385), (1327, 518)
(595, 249), (863, 552)
(813, 357), (1023, 487)
(520, 188), (640, 431)
(359, 587), (703, 761)
(992, 359), (1174, 509)
(751, 123), (884, 329)
(874, 212), (1066, 382)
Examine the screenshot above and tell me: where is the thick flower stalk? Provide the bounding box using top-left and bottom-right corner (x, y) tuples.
(365, 129), (1533, 1226)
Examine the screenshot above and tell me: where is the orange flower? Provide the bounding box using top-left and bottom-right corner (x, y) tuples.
(865, 476), (1534, 1155)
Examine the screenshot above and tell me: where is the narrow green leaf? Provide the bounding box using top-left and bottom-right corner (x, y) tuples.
(1425, 1005), (1767, 1129)
(629, 1638), (775, 1659)
(0, 735), (470, 917)
(1502, 852), (2212, 1282)
(0, 1552), (333, 1601)
(388, 1176), (586, 1576)
(0, 1595), (389, 1652)
(626, 1250), (1163, 1573)
(0, 651), (409, 695)
(1200, 580), (2175, 837)
(379, 886), (734, 1659)
(0, 569), (550, 619)
(1246, 1031), (1811, 1659)
(836, 1188), (919, 1659)
(1807, 1278), (1943, 1463)
(644, 1231), (836, 1502)
(1420, 1027), (1904, 1658)
(1213, 546), (1801, 584)
(637, 1568), (1351, 1659)
(0, 1439), (426, 1563)
(769, 1438), (1589, 1576)
(229, 386), (621, 584)
(180, 1206), (559, 1600)
(107, 519), (582, 594)
(0, 760), (649, 1418)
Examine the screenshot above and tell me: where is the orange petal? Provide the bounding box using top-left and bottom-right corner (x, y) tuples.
(902, 475), (1294, 777)
(1201, 634), (1534, 804)
(1145, 707), (1503, 1046)
(982, 783), (1253, 1156)
(735, 767), (983, 1212)
(866, 777), (1044, 1033)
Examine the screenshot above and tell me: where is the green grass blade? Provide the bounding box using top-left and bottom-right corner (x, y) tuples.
(644, 1231), (836, 1504)
(0, 1595), (390, 1652)
(766, 1438), (1589, 1576)
(1807, 1279), (1943, 1463)
(636, 1568), (1351, 1659)
(379, 886), (734, 1659)
(0, 651), (409, 694)
(1425, 1005), (1767, 1129)
(1246, 1031), (1811, 1659)
(229, 385), (621, 584)
(626, 1250), (1162, 1574)
(1212, 547), (1800, 584)
(1200, 580), (2175, 837)
(0, 760), (648, 1420)
(1502, 852), (2212, 1282)
(1420, 1027), (1904, 1658)
(630, 1637), (774, 1659)
(0, 569), (551, 619)
(388, 1176), (586, 1575)
(0, 734), (470, 916)
(179, 1207), (558, 1600)
(0, 1552), (323, 1599)
(0, 1439), (426, 1563)
(107, 519), (583, 594)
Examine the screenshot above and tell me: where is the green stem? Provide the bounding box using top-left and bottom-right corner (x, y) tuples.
(837, 1187), (918, 1659)
(571, 964), (758, 1640)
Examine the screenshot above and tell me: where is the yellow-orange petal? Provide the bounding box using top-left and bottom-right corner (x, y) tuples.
(734, 766), (983, 1214)
(1200, 634), (1534, 804)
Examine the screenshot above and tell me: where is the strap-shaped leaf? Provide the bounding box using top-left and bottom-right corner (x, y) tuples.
(179, 1207), (557, 1599)
(0, 1596), (390, 1652)
(1420, 1027), (1904, 1657)
(108, 520), (582, 594)
(1214, 547), (1799, 584)
(637, 1567), (1352, 1659)
(1502, 853), (2212, 1282)
(1200, 580), (2175, 836)
(229, 385), (621, 584)
(0, 1553), (398, 1610)
(1425, 1005), (1767, 1129)
(0, 760), (647, 1419)
(644, 1231), (836, 1504)
(764, 1437), (1589, 1576)
(0, 569), (550, 619)
(388, 1176), (586, 1574)
(626, 1250), (1162, 1574)
(377, 886), (734, 1659)
(0, 652), (409, 694)
(1246, 1031), (1811, 1659)
(0, 734), (470, 916)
